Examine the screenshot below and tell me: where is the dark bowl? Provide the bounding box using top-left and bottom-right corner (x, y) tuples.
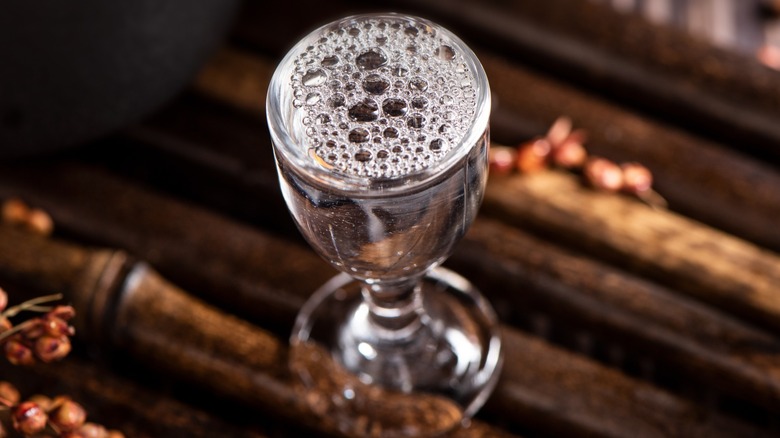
(0, 0), (239, 158)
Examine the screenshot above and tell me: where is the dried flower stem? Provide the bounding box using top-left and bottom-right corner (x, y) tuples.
(637, 189), (669, 210)
(0, 319), (38, 343)
(1, 294), (63, 319)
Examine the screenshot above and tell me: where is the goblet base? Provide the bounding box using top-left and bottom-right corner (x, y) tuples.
(289, 267), (503, 437)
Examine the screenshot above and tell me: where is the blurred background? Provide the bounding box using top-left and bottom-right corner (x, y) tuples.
(2, 0), (780, 437)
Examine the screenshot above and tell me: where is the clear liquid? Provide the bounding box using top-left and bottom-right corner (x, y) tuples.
(277, 130), (488, 282)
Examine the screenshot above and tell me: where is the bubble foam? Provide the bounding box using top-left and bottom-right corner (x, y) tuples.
(289, 16), (478, 178)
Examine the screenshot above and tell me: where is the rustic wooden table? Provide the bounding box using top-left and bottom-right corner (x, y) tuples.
(1, 0), (780, 436)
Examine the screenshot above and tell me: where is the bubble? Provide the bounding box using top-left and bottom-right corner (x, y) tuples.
(329, 94), (346, 108)
(305, 92), (321, 105)
(408, 77), (428, 91)
(349, 128), (370, 143)
(383, 127), (399, 138)
(392, 65), (409, 77)
(356, 49), (387, 70)
(382, 98), (408, 117)
(348, 99), (380, 122)
(302, 69), (327, 86)
(407, 113), (425, 129)
(411, 96), (428, 109)
(363, 74), (390, 95)
(287, 16), (478, 178)
(321, 55), (340, 68)
(434, 45), (456, 61)
(354, 150), (372, 162)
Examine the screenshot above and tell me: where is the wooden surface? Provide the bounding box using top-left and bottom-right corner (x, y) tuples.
(1, 0), (780, 436)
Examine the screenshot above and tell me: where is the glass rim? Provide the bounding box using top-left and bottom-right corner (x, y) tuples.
(266, 12), (490, 197)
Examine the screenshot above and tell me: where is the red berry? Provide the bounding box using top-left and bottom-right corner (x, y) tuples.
(42, 315), (74, 337)
(12, 402), (47, 436)
(25, 209), (54, 236)
(49, 398), (87, 432)
(551, 139), (587, 169)
(488, 146), (517, 175)
(621, 162), (653, 194)
(27, 394), (52, 412)
(77, 422), (109, 438)
(516, 138), (552, 173)
(34, 335), (71, 363)
(5, 339), (36, 366)
(1, 198), (29, 226)
(0, 381), (20, 406)
(584, 158), (623, 192)
(51, 305), (76, 321)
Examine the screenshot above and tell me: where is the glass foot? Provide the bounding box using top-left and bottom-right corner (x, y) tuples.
(289, 267), (503, 437)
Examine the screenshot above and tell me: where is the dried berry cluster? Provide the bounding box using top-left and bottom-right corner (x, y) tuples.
(489, 117), (666, 207)
(0, 290), (75, 366)
(0, 381), (123, 438)
(0, 290), (122, 437)
(1, 199), (54, 237)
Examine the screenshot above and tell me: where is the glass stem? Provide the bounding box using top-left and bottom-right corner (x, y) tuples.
(362, 277), (425, 339)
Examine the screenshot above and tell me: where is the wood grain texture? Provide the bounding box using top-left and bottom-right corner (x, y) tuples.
(0, 356), (274, 438)
(482, 52), (780, 253)
(188, 46), (780, 254)
(483, 171), (780, 335)
(0, 216), (766, 436)
(378, 0), (780, 163)
(454, 218), (780, 413)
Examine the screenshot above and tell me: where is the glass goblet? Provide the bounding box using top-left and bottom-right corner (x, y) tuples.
(266, 13), (502, 437)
